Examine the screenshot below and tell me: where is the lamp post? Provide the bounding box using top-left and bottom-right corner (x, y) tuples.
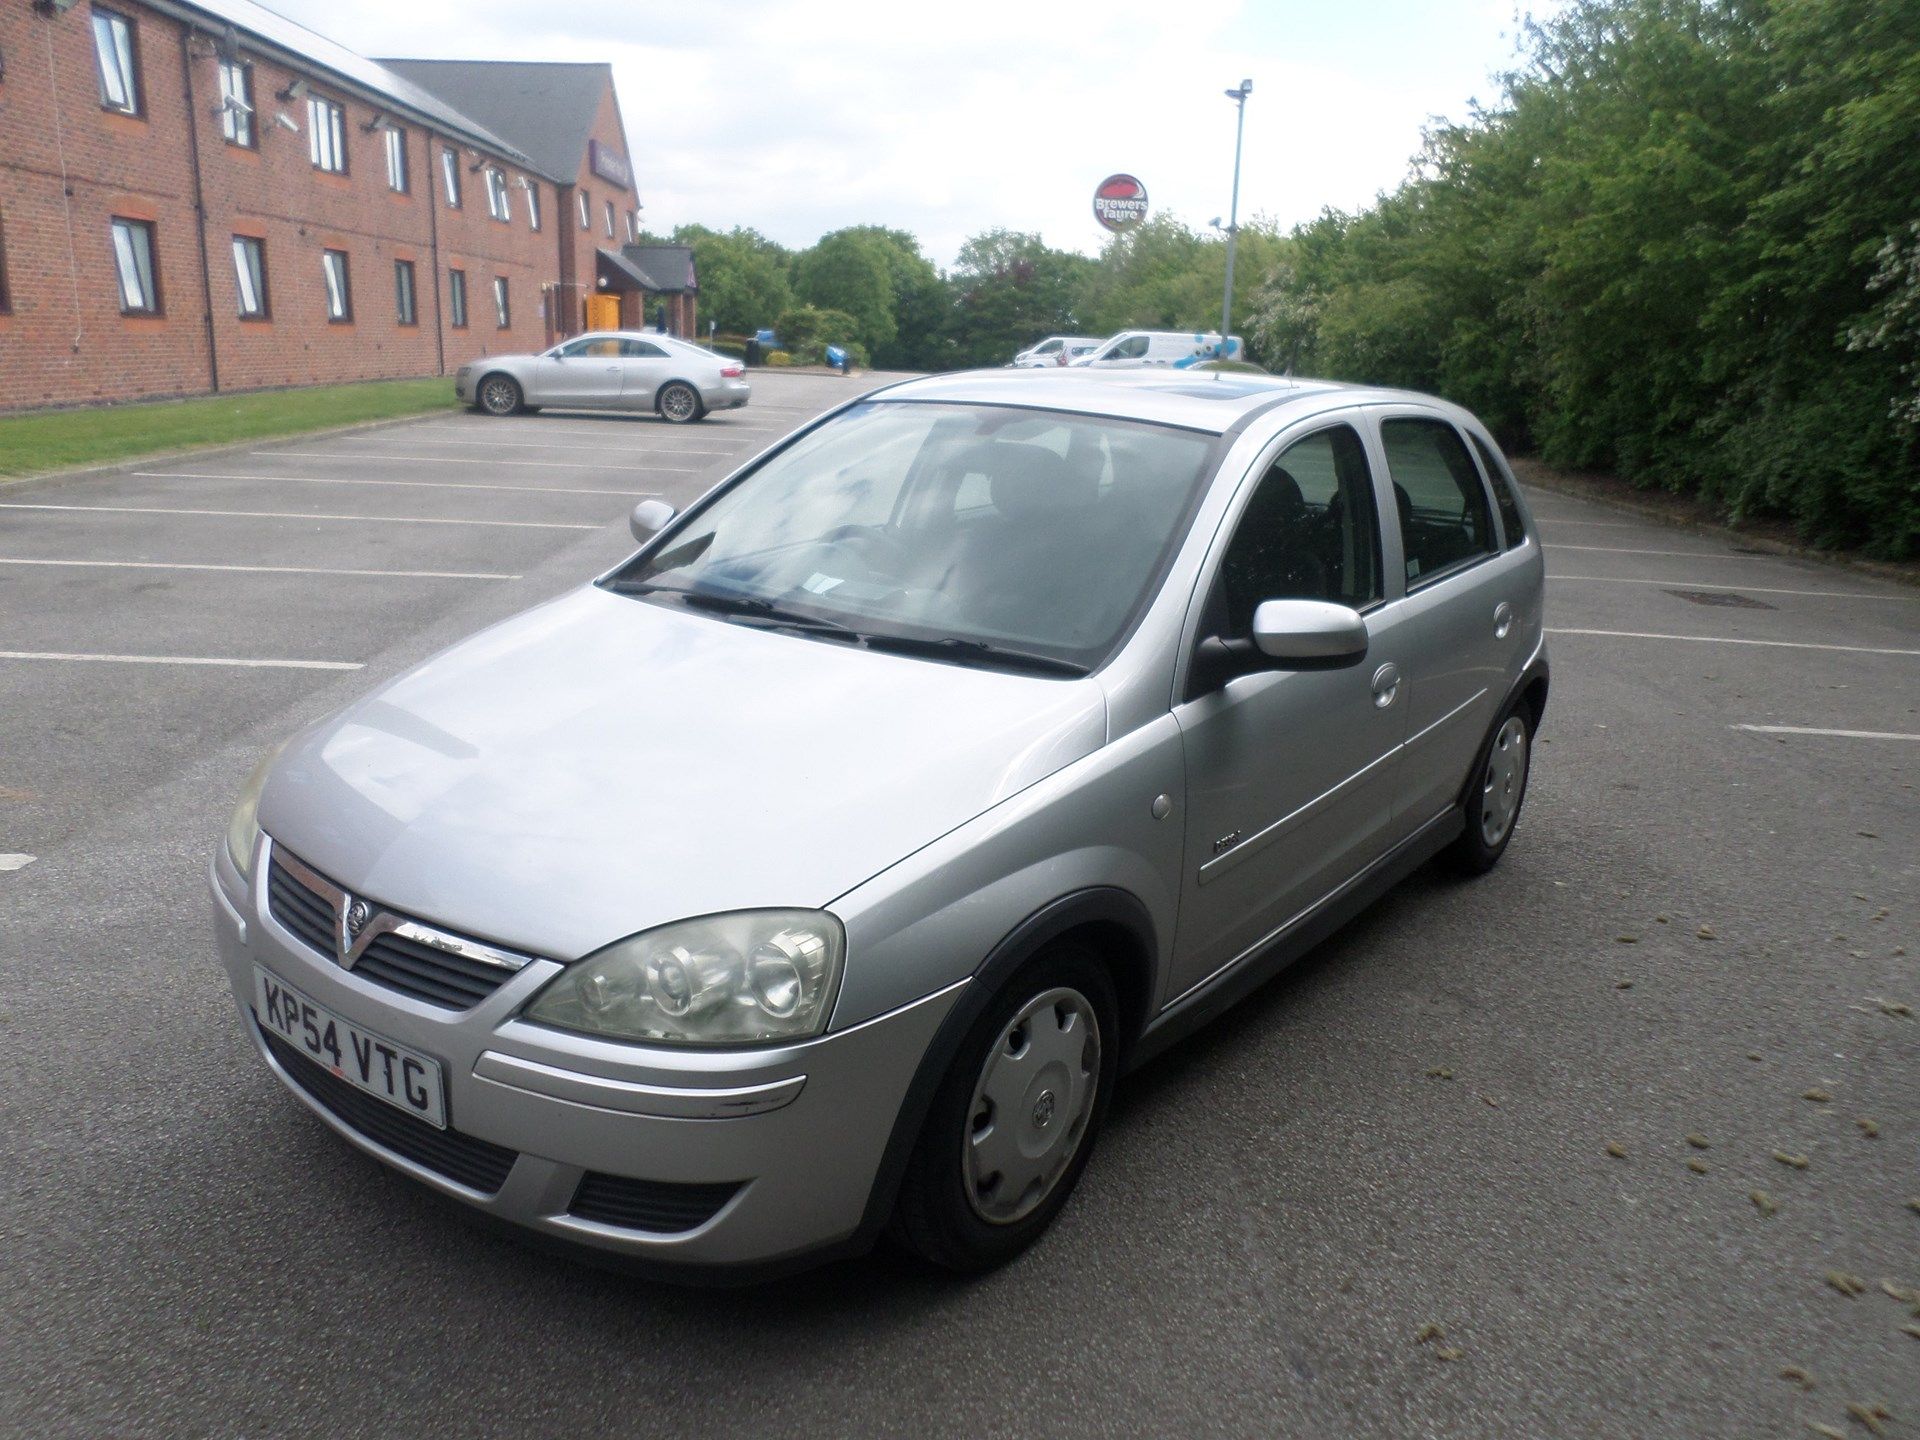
(1218, 78), (1252, 359)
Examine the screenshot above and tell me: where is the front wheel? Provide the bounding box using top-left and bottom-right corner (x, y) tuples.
(477, 374), (523, 416)
(1445, 703), (1532, 875)
(657, 382), (704, 424)
(890, 945), (1118, 1272)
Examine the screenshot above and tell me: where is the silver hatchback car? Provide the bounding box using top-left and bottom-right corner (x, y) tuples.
(212, 369), (1546, 1279)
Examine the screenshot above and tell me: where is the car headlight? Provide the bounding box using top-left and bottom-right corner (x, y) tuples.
(525, 910), (845, 1046)
(223, 743), (284, 882)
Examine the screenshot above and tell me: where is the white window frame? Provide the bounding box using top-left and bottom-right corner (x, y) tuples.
(92, 10), (140, 115)
(110, 217), (157, 313)
(394, 259), (416, 325)
(604, 199), (616, 238)
(384, 127), (408, 193)
(440, 149), (462, 208)
(322, 249), (351, 322)
(308, 95), (347, 174)
(217, 60), (253, 146)
(231, 235), (266, 318)
(486, 168), (510, 222)
(524, 183), (541, 231)
(577, 190), (590, 230)
(492, 275), (510, 329)
(448, 268), (468, 328)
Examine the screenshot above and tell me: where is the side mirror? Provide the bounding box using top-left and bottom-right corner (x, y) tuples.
(1251, 599), (1369, 665)
(629, 498), (676, 543)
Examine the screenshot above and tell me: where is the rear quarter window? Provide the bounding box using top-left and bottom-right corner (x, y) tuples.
(1469, 433), (1529, 550)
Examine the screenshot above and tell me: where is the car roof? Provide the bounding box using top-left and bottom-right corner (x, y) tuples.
(865, 368), (1455, 435)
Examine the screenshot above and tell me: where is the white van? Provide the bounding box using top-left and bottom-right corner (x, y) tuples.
(1070, 331), (1244, 369)
(1012, 335), (1102, 368)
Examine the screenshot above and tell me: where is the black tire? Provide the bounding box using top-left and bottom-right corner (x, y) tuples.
(657, 381), (704, 424)
(890, 944), (1119, 1273)
(1444, 699), (1533, 875)
(477, 373), (523, 416)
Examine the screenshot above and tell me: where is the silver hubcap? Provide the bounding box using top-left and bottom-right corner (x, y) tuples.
(964, 986), (1101, 1225)
(481, 378), (515, 414)
(1479, 716), (1529, 847)
(661, 385), (696, 421)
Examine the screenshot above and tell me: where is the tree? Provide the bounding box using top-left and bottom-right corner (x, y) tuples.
(791, 230), (899, 355)
(943, 229), (1096, 367)
(672, 225), (792, 336)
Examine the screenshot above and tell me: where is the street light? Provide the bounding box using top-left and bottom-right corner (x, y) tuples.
(1219, 78), (1252, 360)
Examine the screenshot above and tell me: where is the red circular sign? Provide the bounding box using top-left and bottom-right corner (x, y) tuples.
(1093, 174), (1149, 232)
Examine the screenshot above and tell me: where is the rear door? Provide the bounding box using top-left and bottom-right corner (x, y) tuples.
(1366, 407), (1516, 833)
(1167, 417), (1407, 1003)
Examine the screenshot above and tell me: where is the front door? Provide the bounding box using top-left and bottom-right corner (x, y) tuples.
(1168, 420), (1406, 1004)
(532, 335), (626, 408)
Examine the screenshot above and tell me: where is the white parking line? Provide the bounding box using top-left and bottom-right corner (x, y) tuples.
(0, 854), (36, 872)
(134, 469), (656, 498)
(405, 429), (739, 456)
(1549, 575), (1915, 602)
(1545, 543), (1770, 559)
(0, 502), (594, 530)
(1547, 627), (1920, 657)
(1732, 724), (1920, 741)
(0, 650), (362, 671)
(1530, 517), (1643, 529)
(0, 557), (519, 580)
(259, 450), (702, 473)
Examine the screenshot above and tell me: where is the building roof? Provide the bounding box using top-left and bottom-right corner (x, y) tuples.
(621, 245), (698, 294)
(164, 0), (539, 170)
(597, 248), (655, 293)
(378, 59), (615, 188)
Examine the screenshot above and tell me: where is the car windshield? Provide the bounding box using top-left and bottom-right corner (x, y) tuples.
(605, 401), (1218, 673)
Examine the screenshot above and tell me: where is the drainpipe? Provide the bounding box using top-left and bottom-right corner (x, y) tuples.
(426, 136), (446, 375)
(177, 27), (219, 394)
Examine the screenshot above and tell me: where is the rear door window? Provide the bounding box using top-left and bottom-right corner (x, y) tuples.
(1379, 418), (1496, 586)
(1469, 433), (1529, 550)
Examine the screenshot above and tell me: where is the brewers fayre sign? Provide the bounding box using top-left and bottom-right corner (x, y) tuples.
(589, 139), (634, 191)
(1092, 174), (1149, 231)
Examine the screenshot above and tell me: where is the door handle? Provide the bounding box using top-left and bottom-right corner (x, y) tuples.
(1371, 663), (1401, 709)
(1493, 601), (1514, 640)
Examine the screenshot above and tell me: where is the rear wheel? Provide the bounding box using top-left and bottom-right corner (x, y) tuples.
(658, 382), (703, 424)
(1445, 703), (1532, 874)
(478, 374), (523, 416)
(890, 945), (1117, 1272)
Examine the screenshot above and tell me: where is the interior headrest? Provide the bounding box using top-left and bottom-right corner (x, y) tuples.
(983, 444), (1094, 521)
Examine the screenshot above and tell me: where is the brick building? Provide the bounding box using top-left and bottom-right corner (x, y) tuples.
(0, 0), (682, 411)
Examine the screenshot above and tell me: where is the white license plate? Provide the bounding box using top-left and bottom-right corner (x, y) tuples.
(254, 966), (447, 1129)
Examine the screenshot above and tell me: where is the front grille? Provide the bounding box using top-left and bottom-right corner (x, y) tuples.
(266, 856), (334, 955)
(568, 1172), (742, 1233)
(265, 850), (519, 1011)
(261, 1026), (518, 1195)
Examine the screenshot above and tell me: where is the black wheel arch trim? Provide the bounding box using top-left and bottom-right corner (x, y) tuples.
(849, 886), (1158, 1249)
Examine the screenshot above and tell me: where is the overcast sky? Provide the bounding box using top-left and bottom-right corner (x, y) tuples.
(268, 0), (1539, 268)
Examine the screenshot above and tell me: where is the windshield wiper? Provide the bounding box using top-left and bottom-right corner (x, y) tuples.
(854, 633), (1089, 677)
(610, 581), (858, 637)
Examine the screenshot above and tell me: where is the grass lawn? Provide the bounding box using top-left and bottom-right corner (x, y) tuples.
(0, 377), (460, 479)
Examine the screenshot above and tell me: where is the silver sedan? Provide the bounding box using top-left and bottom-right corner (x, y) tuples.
(456, 331), (750, 423)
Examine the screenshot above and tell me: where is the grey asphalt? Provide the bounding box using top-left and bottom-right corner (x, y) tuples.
(1, 378), (1914, 1439)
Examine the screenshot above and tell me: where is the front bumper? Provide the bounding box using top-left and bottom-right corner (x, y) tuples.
(210, 838), (961, 1271)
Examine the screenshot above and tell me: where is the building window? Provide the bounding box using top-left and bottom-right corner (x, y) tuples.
(485, 168), (510, 222)
(308, 95), (347, 173)
(0, 210), (12, 314)
(440, 149), (461, 208)
(231, 235), (267, 318)
(322, 248), (352, 322)
(577, 190), (590, 230)
(109, 217), (159, 314)
(217, 60), (253, 147)
(524, 183), (541, 231)
(394, 259), (417, 325)
(384, 126), (408, 193)
(92, 9), (142, 116)
(448, 268), (467, 328)
(604, 199), (616, 238)
(492, 276), (510, 329)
